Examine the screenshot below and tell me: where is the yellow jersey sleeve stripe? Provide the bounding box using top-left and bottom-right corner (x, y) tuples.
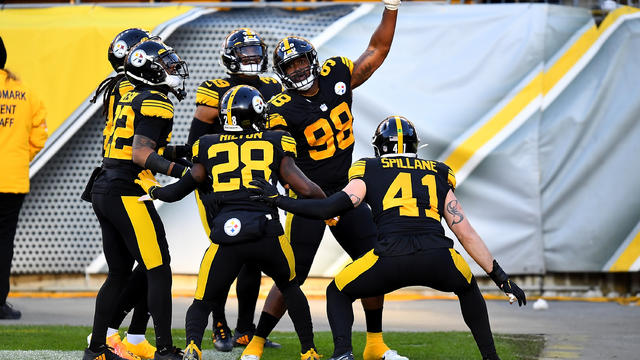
(335, 249), (378, 291)
(140, 104), (173, 119)
(268, 113), (287, 129)
(281, 136), (297, 156)
(197, 87), (219, 99)
(341, 56), (354, 74)
(192, 140), (200, 159)
(121, 196), (163, 270)
(142, 99), (174, 110)
(448, 168), (457, 190)
(348, 160), (366, 181)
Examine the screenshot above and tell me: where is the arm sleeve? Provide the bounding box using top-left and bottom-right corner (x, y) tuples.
(187, 117), (218, 146)
(28, 90), (48, 160)
(276, 191), (354, 219)
(149, 170), (198, 203)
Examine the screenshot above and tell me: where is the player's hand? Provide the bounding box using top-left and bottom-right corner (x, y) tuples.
(383, 0), (401, 11)
(135, 170), (161, 196)
(248, 178), (280, 206)
(488, 259), (526, 306)
(325, 216), (340, 227)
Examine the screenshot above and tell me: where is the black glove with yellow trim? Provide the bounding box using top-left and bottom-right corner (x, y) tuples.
(488, 260), (526, 306)
(248, 178), (280, 206)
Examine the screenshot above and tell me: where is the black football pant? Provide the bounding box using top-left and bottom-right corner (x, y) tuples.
(194, 191), (262, 334)
(255, 203), (382, 339)
(90, 193), (173, 352)
(108, 263), (150, 335)
(0, 193), (25, 306)
(326, 247), (497, 358)
(185, 234), (315, 354)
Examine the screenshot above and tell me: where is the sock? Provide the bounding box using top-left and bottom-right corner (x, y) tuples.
(255, 311), (280, 338)
(364, 307), (383, 333)
(107, 328), (118, 338)
(243, 335), (266, 357)
(126, 334), (146, 345)
(363, 332), (390, 359)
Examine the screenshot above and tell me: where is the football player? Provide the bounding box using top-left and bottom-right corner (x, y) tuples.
(84, 39), (189, 360)
(246, 1), (405, 360)
(249, 116), (528, 360)
(186, 28), (283, 352)
(134, 85), (325, 360)
(86, 28), (158, 360)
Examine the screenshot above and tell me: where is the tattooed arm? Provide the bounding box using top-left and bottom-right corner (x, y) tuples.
(443, 189), (494, 273)
(132, 134), (185, 177)
(351, 8), (398, 90)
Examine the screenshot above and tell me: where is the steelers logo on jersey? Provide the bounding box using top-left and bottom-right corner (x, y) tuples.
(335, 82), (346, 95)
(131, 50), (147, 67)
(113, 40), (128, 59)
(224, 218), (242, 236)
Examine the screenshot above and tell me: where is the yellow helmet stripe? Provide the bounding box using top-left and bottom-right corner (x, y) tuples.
(394, 116), (403, 154)
(226, 86), (242, 127)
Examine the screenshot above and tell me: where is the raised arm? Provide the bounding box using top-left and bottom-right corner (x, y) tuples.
(444, 189), (527, 306)
(351, 3), (399, 90)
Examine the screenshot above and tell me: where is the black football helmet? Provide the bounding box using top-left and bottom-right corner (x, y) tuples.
(272, 36), (319, 91)
(219, 85), (267, 132)
(372, 116), (420, 157)
(124, 40), (189, 100)
(220, 28), (268, 75)
(108, 28), (153, 73)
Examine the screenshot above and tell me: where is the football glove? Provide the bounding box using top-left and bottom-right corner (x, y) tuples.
(324, 216), (340, 227)
(248, 178), (280, 206)
(382, 0), (401, 11)
(135, 170), (161, 199)
(488, 260), (527, 306)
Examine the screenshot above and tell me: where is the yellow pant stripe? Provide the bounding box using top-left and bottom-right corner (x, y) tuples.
(335, 249), (378, 291)
(121, 196), (163, 270)
(278, 234), (296, 281)
(195, 190), (211, 237)
(449, 248), (472, 284)
(195, 243), (219, 300)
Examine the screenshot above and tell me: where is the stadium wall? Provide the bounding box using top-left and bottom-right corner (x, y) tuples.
(2, 3), (639, 279)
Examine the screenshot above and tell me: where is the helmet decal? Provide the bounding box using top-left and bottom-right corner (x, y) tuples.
(130, 49), (147, 67)
(252, 95), (265, 114)
(112, 40), (128, 59)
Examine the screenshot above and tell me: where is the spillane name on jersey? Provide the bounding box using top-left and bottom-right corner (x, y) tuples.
(348, 155), (457, 251)
(267, 56), (355, 193)
(192, 130), (297, 214)
(102, 77), (134, 156)
(97, 87), (174, 194)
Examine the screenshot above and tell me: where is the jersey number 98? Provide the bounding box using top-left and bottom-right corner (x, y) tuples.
(304, 102), (354, 160)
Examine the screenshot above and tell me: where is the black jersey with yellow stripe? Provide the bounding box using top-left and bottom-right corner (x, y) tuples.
(96, 86), (174, 195)
(191, 130), (297, 214)
(102, 77), (134, 156)
(266, 56), (355, 193)
(196, 75), (282, 110)
(348, 155), (457, 254)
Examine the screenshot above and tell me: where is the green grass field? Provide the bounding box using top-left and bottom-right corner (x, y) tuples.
(0, 325), (543, 360)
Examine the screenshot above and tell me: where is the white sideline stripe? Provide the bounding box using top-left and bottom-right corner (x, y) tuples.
(312, 3), (375, 48)
(0, 349), (240, 360)
(29, 8), (216, 179)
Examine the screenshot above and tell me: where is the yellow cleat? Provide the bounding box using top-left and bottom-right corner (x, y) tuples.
(183, 341), (202, 360)
(106, 333), (141, 360)
(122, 337), (156, 360)
(301, 348), (322, 360)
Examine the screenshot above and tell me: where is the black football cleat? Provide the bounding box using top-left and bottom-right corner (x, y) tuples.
(232, 326), (281, 349)
(0, 303), (21, 320)
(212, 322), (234, 352)
(153, 346), (184, 360)
(83, 346), (128, 360)
(328, 352), (354, 360)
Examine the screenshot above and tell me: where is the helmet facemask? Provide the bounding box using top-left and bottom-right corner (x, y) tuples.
(157, 50), (189, 101)
(275, 52), (318, 91)
(224, 43), (267, 75)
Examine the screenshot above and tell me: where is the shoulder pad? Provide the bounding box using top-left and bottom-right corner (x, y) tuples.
(196, 78), (231, 107)
(267, 113), (288, 130)
(118, 80), (134, 96)
(320, 56), (354, 77)
(438, 162), (456, 190)
(279, 133), (297, 157)
(140, 93), (174, 119)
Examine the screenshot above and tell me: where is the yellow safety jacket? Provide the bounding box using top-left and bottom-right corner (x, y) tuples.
(0, 69), (48, 193)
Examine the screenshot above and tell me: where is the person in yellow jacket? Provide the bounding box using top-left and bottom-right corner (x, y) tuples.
(0, 36), (48, 320)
